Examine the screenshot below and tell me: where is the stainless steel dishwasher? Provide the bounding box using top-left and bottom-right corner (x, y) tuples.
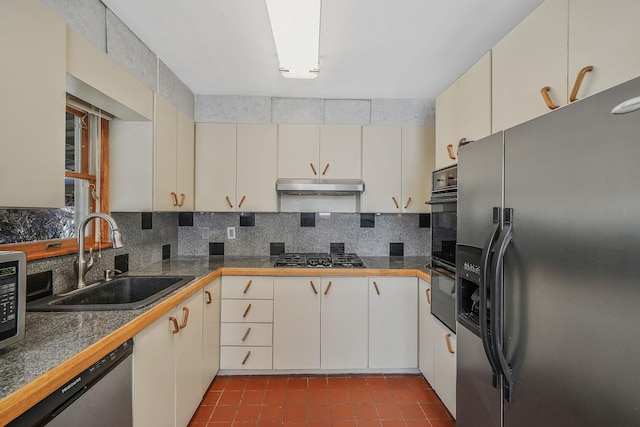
(9, 339), (133, 427)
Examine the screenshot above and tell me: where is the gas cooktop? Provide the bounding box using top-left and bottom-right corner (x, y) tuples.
(273, 253), (366, 268)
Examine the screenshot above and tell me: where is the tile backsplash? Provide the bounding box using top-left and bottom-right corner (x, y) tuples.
(178, 212), (430, 257)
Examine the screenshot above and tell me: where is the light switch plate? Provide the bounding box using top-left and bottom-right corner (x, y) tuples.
(227, 226), (236, 240)
(201, 227), (210, 240)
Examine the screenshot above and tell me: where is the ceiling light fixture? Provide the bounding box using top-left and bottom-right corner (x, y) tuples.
(265, 0), (321, 79)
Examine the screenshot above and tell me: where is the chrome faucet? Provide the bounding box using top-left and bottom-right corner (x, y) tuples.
(75, 213), (125, 289)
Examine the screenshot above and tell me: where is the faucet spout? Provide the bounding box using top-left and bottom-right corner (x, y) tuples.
(76, 213), (125, 289)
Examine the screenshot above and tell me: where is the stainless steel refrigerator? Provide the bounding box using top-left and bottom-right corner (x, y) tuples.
(456, 75), (640, 427)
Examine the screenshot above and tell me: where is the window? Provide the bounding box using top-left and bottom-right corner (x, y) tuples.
(0, 102), (110, 259)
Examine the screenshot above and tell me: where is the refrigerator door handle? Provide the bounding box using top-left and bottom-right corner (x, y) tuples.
(492, 208), (515, 402)
(480, 206), (502, 388)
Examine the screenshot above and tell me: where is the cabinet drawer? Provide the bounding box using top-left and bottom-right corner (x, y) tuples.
(221, 323), (272, 346)
(220, 346), (273, 369)
(221, 299), (273, 322)
(222, 276), (273, 299)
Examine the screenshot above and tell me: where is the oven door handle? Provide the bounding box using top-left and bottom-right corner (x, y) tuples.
(480, 207), (502, 388)
(491, 208), (515, 402)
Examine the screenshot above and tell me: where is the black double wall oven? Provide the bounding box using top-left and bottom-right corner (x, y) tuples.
(426, 164), (458, 332)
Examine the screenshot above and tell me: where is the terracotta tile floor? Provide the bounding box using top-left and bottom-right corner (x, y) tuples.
(188, 374), (455, 427)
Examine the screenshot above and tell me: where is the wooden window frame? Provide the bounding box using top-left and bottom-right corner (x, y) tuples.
(1, 108), (111, 261)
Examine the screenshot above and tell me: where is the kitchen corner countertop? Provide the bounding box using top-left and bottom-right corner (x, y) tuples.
(0, 255), (430, 424)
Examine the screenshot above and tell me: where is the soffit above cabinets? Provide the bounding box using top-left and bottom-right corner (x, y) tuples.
(101, 0), (543, 99)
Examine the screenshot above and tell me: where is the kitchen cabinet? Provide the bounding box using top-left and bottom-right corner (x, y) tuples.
(278, 125), (361, 179)
(195, 123), (277, 212)
(133, 291), (204, 427)
(368, 277), (418, 369)
(435, 51), (492, 169)
(418, 279), (435, 386)
(220, 276), (273, 370)
(1, 0), (65, 208)
(362, 126), (435, 213)
(273, 277), (321, 369)
(155, 94), (195, 211)
(202, 277), (221, 394)
(320, 277), (369, 369)
(492, 0), (568, 132)
(433, 317), (457, 418)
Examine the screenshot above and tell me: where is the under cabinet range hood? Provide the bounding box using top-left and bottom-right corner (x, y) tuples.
(276, 178), (365, 196)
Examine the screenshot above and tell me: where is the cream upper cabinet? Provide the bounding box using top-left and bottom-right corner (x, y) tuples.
(195, 123), (237, 211)
(319, 125), (362, 179)
(236, 124), (278, 212)
(362, 126), (434, 213)
(492, 0), (569, 131)
(435, 81), (459, 170)
(362, 126), (402, 213)
(436, 51), (492, 168)
(155, 95), (194, 211)
(401, 126), (435, 213)
(568, 0), (640, 100)
(195, 123), (277, 212)
(0, 0), (65, 208)
(278, 125), (320, 178)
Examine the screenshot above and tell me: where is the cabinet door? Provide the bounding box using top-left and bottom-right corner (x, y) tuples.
(433, 318), (457, 418)
(175, 292), (204, 427)
(176, 109), (195, 211)
(368, 277), (418, 369)
(273, 277), (321, 369)
(320, 277), (368, 369)
(568, 0), (640, 100)
(435, 81), (459, 169)
(319, 125), (362, 179)
(195, 123), (237, 211)
(458, 51), (492, 142)
(133, 310), (177, 427)
(492, 0), (569, 132)
(155, 95), (179, 211)
(418, 279), (435, 386)
(278, 125), (319, 178)
(0, 0), (65, 208)
(361, 126), (402, 213)
(202, 278), (221, 394)
(401, 127), (435, 214)
(236, 124), (278, 212)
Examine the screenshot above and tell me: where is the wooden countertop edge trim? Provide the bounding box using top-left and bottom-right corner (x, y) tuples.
(0, 267), (429, 424)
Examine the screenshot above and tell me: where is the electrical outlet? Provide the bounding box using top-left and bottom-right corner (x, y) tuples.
(201, 227), (210, 240)
(227, 226), (236, 240)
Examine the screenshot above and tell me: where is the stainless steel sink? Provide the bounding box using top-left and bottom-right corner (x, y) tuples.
(27, 275), (195, 311)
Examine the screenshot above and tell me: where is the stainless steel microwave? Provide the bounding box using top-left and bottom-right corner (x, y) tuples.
(0, 251), (26, 350)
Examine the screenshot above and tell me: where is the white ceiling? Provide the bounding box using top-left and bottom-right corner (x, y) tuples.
(101, 0), (543, 100)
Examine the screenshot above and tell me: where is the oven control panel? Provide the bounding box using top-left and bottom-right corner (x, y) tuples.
(0, 264), (18, 337)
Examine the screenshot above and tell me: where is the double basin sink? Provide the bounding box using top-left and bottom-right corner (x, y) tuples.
(27, 275), (195, 312)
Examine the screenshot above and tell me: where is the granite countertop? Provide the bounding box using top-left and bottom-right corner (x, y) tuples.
(0, 255), (430, 406)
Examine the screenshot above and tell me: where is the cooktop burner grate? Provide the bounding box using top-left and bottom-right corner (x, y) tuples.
(273, 253), (365, 268)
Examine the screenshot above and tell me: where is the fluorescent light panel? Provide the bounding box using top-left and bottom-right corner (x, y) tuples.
(266, 0), (321, 79)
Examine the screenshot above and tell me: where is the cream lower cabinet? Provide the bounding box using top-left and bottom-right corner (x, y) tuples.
(1, 0), (65, 208)
(273, 277), (321, 369)
(362, 126), (435, 213)
(368, 277), (418, 369)
(320, 277), (368, 369)
(418, 279), (435, 386)
(433, 318), (457, 418)
(220, 276), (273, 369)
(195, 124), (277, 212)
(133, 291), (204, 427)
(202, 278), (221, 394)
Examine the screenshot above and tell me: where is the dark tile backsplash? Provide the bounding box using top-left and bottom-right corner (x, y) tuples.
(360, 213), (375, 228)
(270, 242), (285, 256)
(330, 243), (345, 254)
(178, 212), (194, 226)
(209, 242), (225, 255)
(162, 244), (171, 260)
(300, 213), (315, 227)
(142, 212), (153, 230)
(240, 213), (255, 227)
(419, 213), (430, 228)
(115, 253), (129, 272)
(390, 243), (404, 257)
